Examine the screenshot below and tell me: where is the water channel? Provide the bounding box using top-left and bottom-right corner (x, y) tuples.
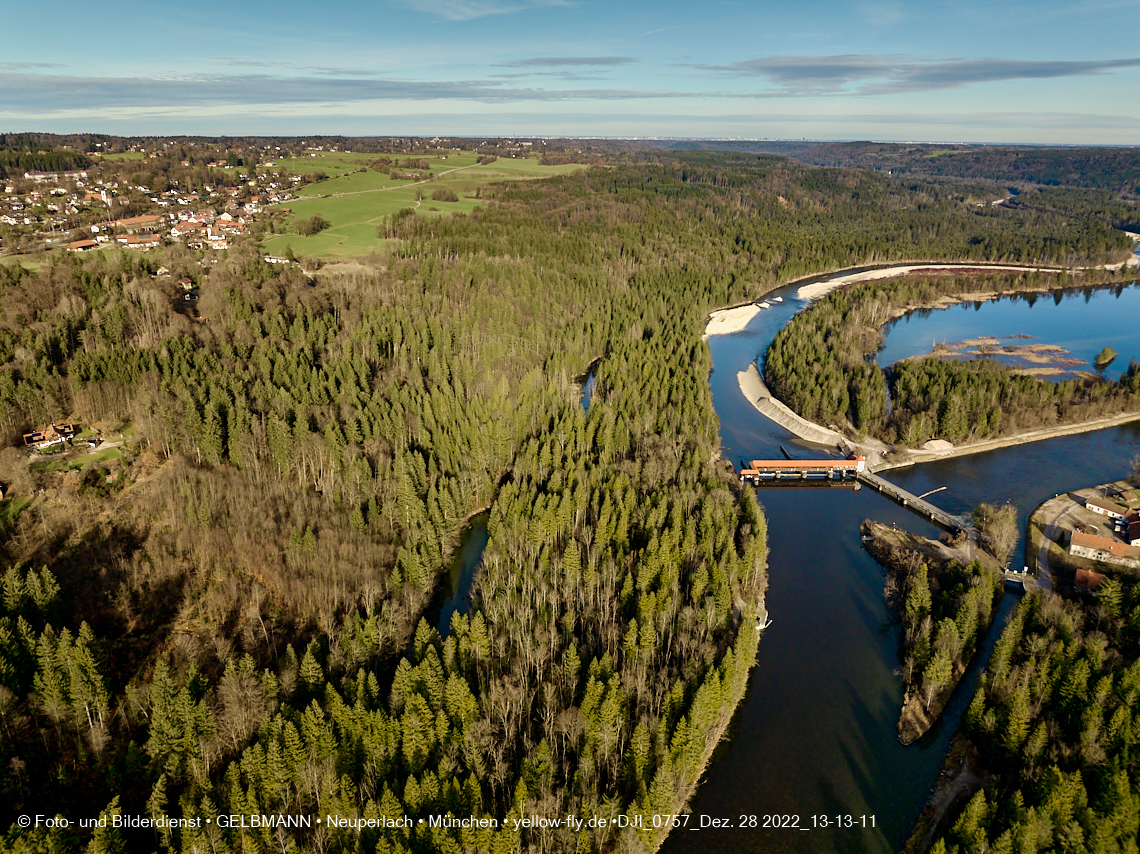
(424, 513), (489, 636)
(661, 277), (1140, 854)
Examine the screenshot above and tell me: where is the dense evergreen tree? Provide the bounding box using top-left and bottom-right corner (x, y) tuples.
(934, 587), (1140, 854)
(0, 152), (1134, 852)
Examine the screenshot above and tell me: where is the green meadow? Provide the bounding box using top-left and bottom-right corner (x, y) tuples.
(98, 151), (148, 161)
(260, 152), (584, 258)
(263, 151), (375, 178)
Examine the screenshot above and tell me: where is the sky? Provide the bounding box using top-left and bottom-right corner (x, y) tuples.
(2, 0), (1139, 143)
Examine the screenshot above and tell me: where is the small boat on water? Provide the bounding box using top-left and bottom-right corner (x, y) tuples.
(771, 296), (783, 302)
(756, 301), (771, 309)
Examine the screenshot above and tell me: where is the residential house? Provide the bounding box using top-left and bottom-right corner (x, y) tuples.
(115, 214), (164, 234)
(1126, 514), (1140, 547)
(1075, 568), (1106, 593)
(1069, 530), (1140, 569)
(1086, 495), (1129, 520)
(22, 423), (77, 448)
(118, 235), (162, 250)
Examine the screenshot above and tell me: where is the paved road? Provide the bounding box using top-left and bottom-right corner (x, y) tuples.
(1034, 499), (1076, 593)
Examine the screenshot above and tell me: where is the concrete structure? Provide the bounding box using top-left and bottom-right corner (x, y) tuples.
(856, 469), (973, 532)
(740, 456), (866, 483)
(1069, 531), (1140, 569)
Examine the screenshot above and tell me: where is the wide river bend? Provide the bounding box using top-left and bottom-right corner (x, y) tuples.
(661, 275), (1140, 854)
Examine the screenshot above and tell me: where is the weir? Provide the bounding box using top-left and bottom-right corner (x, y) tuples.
(738, 457), (973, 533)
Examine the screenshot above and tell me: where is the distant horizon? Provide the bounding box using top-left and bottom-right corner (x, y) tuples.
(5, 132), (1140, 149)
(4, 0), (1138, 143)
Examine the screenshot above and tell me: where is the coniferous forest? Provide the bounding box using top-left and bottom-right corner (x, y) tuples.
(933, 586), (1140, 854)
(1, 151), (1139, 853)
(766, 269), (1140, 446)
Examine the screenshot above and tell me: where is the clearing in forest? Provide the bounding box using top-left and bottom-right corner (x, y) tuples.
(261, 151), (583, 258)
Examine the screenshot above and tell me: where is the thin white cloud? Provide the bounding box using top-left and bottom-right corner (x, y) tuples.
(212, 59), (388, 77)
(707, 55), (1140, 95)
(0, 61), (65, 71)
(498, 56), (635, 68)
(0, 70), (690, 111)
(394, 0), (571, 21)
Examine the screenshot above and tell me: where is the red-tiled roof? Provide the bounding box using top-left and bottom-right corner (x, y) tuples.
(1071, 531), (1139, 559)
(748, 459), (862, 469)
(1076, 568), (1106, 590)
(1087, 496), (1128, 516)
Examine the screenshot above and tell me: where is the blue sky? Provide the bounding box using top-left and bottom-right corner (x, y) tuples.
(2, 0), (1139, 142)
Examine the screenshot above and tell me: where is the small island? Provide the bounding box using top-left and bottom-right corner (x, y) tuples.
(1096, 345), (1119, 368)
(862, 503), (1015, 744)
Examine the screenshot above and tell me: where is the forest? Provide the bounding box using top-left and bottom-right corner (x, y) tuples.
(932, 584), (1140, 854)
(655, 141), (1140, 195)
(765, 267), (1140, 447)
(0, 151), (1138, 853)
(0, 145), (91, 180)
(864, 513), (1006, 745)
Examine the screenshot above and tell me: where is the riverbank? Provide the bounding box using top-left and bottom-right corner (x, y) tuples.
(796, 262), (1071, 301)
(704, 303), (761, 339)
(876, 411), (1140, 472)
(649, 601), (764, 852)
(734, 361), (1140, 471)
(711, 261), (1140, 470)
(901, 735), (985, 854)
(861, 521), (1003, 745)
(735, 362), (892, 460)
(703, 256), (1135, 340)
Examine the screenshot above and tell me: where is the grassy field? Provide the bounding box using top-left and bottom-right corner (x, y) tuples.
(264, 151), (376, 178)
(0, 496), (32, 527)
(30, 446), (123, 475)
(0, 253), (48, 272)
(261, 152), (584, 258)
(99, 152), (148, 161)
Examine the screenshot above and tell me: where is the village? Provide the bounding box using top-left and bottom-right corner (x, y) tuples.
(1030, 478), (1140, 593)
(0, 150), (300, 257)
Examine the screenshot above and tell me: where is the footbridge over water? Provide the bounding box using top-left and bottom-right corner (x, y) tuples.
(855, 470), (973, 533)
(739, 457), (974, 534)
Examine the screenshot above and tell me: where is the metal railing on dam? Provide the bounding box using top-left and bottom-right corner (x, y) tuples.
(856, 469), (973, 532)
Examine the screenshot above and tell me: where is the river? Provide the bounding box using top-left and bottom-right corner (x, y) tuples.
(660, 277), (1140, 853)
(876, 282), (1140, 378)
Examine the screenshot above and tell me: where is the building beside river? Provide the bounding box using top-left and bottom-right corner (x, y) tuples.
(1068, 530), (1140, 569)
(1085, 495), (1130, 520)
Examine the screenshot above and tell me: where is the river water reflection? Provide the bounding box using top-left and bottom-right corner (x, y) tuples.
(876, 282), (1140, 378)
(661, 280), (1140, 853)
